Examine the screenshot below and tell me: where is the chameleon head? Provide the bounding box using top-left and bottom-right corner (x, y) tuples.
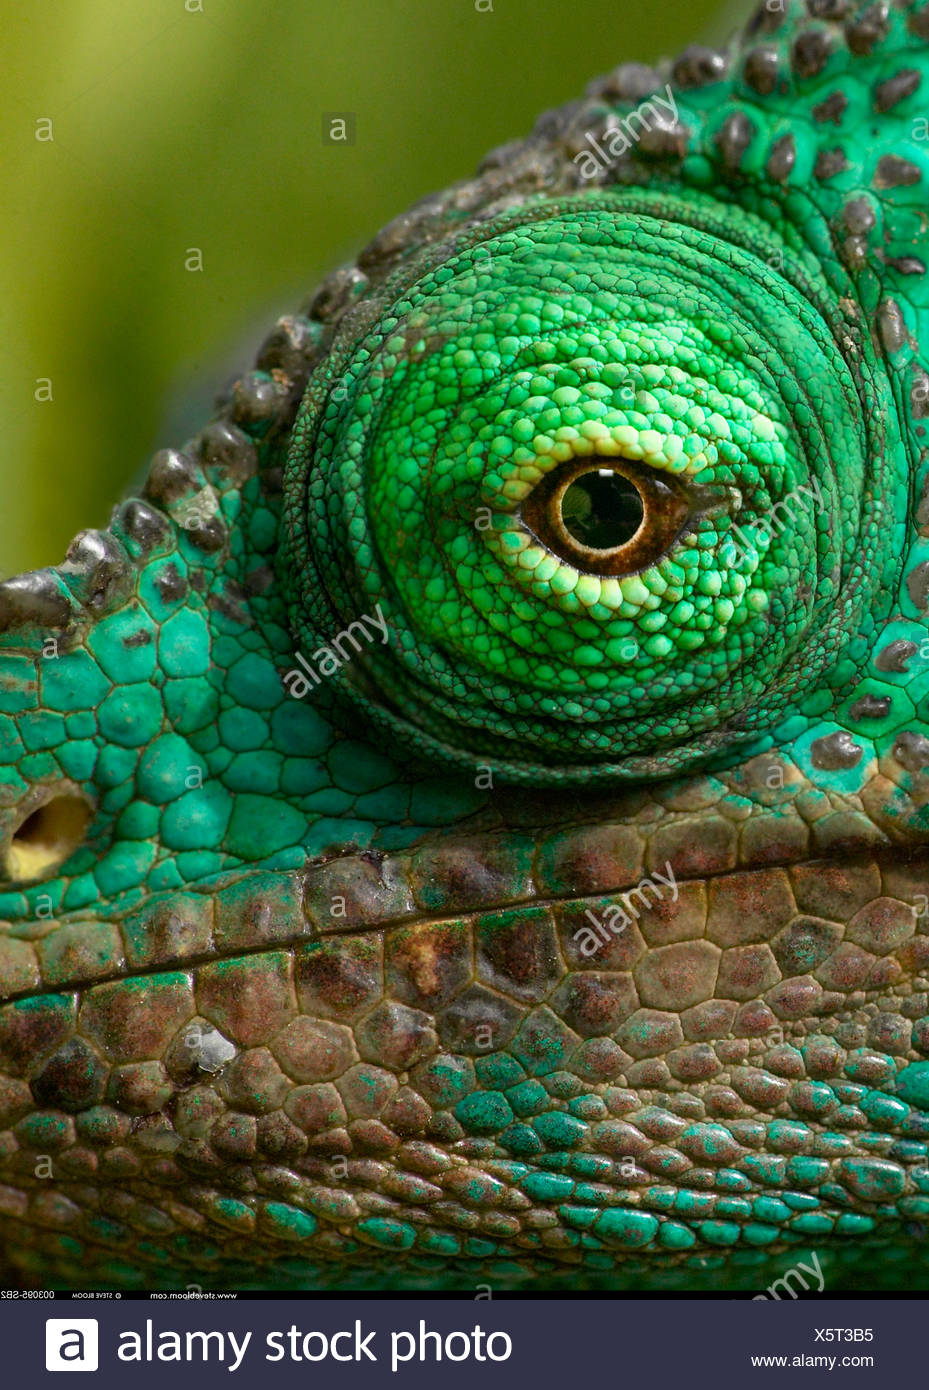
(2, 0), (929, 1289)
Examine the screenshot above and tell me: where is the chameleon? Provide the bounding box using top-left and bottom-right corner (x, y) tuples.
(2, 0), (929, 1295)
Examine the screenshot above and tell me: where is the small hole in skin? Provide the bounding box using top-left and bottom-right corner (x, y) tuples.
(5, 795), (91, 883)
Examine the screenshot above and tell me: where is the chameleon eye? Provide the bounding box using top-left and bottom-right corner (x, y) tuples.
(283, 191), (890, 783)
(521, 459), (690, 577)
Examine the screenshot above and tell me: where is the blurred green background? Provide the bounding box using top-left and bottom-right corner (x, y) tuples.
(1, 0), (736, 575)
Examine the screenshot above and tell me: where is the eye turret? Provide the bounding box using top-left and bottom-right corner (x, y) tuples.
(282, 189), (892, 784)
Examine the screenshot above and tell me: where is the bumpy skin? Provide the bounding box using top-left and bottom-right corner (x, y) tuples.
(2, 0), (929, 1292)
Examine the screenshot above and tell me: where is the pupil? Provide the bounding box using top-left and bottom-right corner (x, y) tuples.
(560, 470), (644, 550)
